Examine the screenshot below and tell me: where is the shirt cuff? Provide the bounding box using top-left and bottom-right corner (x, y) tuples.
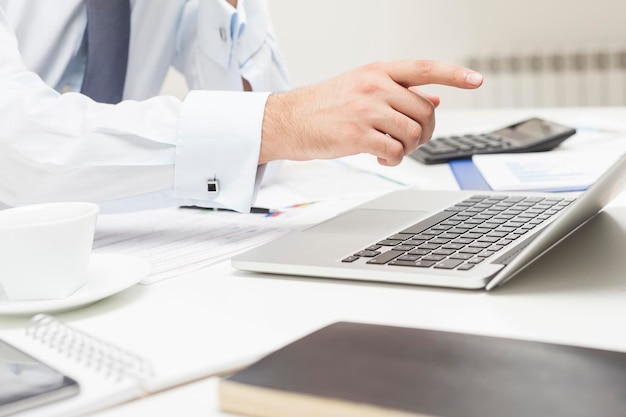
(174, 90), (270, 212)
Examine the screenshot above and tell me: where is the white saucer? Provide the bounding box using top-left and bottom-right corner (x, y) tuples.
(0, 253), (151, 315)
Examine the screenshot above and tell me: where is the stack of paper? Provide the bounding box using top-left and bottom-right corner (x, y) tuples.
(471, 150), (623, 192)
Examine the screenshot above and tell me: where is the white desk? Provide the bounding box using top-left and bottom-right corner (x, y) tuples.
(3, 107), (626, 417)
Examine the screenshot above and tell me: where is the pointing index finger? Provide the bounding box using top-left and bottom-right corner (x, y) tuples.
(385, 60), (483, 89)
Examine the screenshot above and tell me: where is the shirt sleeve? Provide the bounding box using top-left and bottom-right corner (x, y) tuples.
(0, 9), (174, 209)
(0, 2), (290, 213)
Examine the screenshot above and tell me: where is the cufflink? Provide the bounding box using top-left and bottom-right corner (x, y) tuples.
(207, 179), (220, 194)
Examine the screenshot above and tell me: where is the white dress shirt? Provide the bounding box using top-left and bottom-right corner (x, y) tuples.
(0, 0), (290, 212)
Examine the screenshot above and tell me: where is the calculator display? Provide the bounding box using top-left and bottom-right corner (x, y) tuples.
(494, 118), (571, 144)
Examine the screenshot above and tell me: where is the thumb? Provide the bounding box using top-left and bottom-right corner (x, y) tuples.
(409, 87), (440, 108)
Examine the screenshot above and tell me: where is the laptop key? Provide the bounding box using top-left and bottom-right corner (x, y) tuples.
(422, 255), (446, 261)
(397, 254), (422, 261)
(391, 245), (414, 251)
(377, 239), (401, 246)
(434, 259), (464, 269)
(408, 248), (431, 256)
(433, 249), (456, 256)
(367, 250), (403, 264)
(459, 247), (482, 254)
(450, 253), (473, 260)
(442, 242), (464, 250)
(354, 250), (380, 257)
(388, 259), (436, 268)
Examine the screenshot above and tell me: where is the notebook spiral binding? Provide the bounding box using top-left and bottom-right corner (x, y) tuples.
(25, 314), (154, 382)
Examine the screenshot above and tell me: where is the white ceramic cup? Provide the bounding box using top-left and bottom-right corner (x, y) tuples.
(0, 202), (99, 301)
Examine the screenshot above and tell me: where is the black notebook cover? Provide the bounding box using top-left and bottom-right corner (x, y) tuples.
(219, 321), (626, 417)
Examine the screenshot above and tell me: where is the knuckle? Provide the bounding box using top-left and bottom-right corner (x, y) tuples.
(356, 62), (390, 94)
(414, 59), (435, 75)
(407, 123), (423, 145)
(382, 139), (404, 164)
(358, 78), (384, 95)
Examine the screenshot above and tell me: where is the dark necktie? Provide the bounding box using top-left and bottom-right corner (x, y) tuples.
(80, 0), (131, 104)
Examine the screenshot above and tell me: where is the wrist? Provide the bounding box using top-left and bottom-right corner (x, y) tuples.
(260, 93), (292, 164)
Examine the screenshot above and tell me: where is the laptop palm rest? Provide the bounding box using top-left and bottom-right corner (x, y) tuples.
(306, 209), (429, 236)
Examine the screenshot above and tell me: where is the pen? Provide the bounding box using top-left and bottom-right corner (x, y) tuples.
(179, 205), (271, 214)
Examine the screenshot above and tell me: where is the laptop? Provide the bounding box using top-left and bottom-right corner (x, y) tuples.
(232, 154), (626, 290)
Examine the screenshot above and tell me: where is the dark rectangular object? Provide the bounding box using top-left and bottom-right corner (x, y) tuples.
(220, 322), (626, 417)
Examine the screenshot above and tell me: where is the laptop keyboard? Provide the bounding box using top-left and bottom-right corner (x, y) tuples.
(341, 195), (574, 271)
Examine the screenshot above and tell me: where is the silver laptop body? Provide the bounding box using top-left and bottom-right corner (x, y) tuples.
(232, 154), (626, 290)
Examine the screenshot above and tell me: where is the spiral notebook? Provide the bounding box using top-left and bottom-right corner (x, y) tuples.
(0, 313), (289, 417)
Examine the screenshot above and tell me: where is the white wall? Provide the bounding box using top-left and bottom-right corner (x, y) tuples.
(162, 1), (626, 107)
(266, 0), (626, 108)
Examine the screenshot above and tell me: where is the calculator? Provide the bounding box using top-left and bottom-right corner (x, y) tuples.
(409, 117), (577, 164)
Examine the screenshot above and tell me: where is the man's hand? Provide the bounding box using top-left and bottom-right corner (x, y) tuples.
(259, 60), (483, 166)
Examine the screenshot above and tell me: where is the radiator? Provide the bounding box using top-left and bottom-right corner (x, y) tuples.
(465, 48), (626, 108)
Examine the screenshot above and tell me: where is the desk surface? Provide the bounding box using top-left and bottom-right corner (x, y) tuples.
(3, 107), (626, 417)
